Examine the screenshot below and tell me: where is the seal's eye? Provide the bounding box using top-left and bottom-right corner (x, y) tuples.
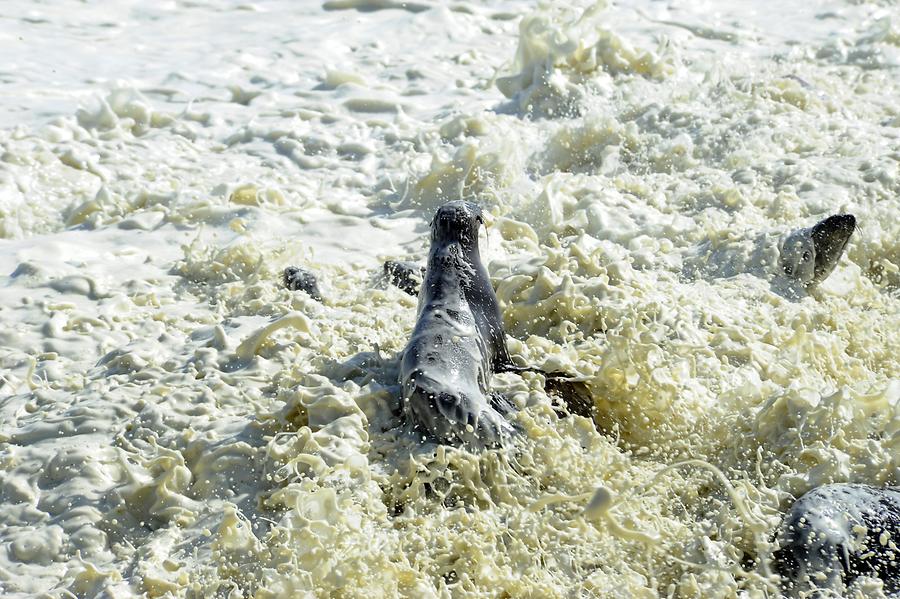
(784, 264), (793, 275)
(802, 251), (811, 262)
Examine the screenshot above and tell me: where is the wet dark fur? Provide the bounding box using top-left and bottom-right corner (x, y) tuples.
(774, 483), (900, 596)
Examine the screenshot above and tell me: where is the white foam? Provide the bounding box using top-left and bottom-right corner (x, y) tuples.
(0, 0), (898, 596)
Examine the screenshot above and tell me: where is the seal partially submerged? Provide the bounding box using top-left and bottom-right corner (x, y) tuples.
(779, 214), (856, 287)
(774, 483), (900, 597)
(683, 213), (856, 292)
(399, 200), (518, 448)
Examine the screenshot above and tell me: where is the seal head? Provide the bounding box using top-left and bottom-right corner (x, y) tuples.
(431, 200), (483, 247)
(780, 214), (855, 287)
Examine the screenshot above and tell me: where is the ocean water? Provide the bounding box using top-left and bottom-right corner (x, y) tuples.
(0, 0), (898, 597)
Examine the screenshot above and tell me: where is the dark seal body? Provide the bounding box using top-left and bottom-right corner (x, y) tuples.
(399, 201), (515, 448)
(774, 483), (900, 597)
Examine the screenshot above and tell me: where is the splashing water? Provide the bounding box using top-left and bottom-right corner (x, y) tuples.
(0, 0), (898, 597)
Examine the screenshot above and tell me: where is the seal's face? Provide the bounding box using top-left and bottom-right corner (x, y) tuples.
(780, 233), (816, 284)
(431, 201), (483, 248)
(781, 213), (855, 286)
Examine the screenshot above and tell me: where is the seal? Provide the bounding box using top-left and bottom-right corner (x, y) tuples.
(774, 483), (900, 597)
(683, 213), (856, 292)
(779, 214), (856, 287)
(399, 200), (518, 448)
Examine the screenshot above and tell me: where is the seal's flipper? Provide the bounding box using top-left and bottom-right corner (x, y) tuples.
(545, 378), (594, 418)
(489, 392), (517, 416)
(493, 362), (545, 375)
(493, 362), (594, 418)
(810, 213), (855, 284)
(474, 407), (516, 448)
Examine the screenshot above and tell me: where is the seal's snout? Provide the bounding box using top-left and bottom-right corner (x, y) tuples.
(431, 200), (483, 245)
